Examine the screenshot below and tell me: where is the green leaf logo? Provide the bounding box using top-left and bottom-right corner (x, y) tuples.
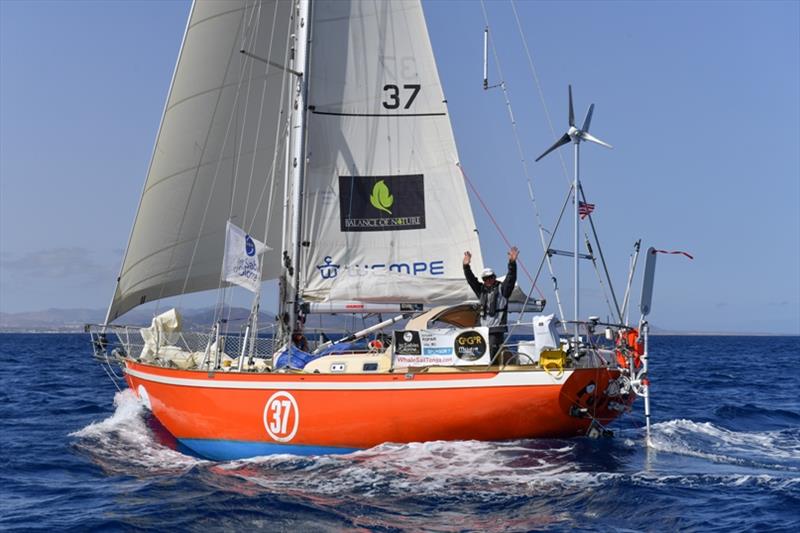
(370, 179), (394, 215)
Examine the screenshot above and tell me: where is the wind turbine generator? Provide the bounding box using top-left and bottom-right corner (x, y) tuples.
(535, 85), (612, 346)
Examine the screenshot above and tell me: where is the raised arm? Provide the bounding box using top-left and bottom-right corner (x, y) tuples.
(502, 247), (518, 298)
(463, 251), (483, 297)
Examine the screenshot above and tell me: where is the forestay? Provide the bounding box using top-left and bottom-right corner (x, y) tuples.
(107, 0), (292, 321)
(298, 0), (485, 303)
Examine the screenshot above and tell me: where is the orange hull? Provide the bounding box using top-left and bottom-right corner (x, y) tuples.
(125, 360), (631, 459)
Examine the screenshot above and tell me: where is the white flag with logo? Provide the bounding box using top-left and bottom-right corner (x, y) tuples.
(222, 221), (269, 293)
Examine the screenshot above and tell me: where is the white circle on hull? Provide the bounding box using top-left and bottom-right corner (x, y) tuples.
(263, 391), (299, 442)
(137, 385), (152, 410)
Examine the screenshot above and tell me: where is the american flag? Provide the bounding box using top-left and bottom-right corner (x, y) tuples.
(578, 201), (595, 219)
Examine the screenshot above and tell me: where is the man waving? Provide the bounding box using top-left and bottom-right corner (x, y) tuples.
(463, 247), (519, 358)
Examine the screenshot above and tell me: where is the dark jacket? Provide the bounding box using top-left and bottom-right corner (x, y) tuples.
(464, 261), (517, 329)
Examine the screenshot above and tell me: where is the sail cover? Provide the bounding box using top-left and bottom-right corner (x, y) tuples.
(299, 0), (484, 303)
(107, 0), (293, 321)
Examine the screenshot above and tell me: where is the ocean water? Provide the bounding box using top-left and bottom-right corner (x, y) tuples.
(1, 333), (798, 532)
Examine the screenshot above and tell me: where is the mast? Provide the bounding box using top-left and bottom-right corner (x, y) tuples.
(288, 0), (311, 334)
(278, 67), (292, 340)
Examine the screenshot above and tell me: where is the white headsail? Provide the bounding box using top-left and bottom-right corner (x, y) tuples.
(298, 0), (485, 304)
(106, 0), (293, 322)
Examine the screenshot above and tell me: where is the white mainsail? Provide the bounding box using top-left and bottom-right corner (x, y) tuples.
(297, 0), (485, 304)
(107, 0), (293, 321)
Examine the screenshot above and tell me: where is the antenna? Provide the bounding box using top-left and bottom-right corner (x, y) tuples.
(534, 85), (613, 346)
(483, 27), (489, 90)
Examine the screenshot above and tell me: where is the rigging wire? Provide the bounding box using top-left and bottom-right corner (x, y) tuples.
(509, 0), (623, 323)
(151, 2), (255, 323)
(509, 0), (571, 188)
(252, 3), (296, 352)
(479, 0), (564, 318)
(224, 0), (267, 334)
(458, 164), (543, 299)
(579, 185), (623, 322)
(585, 235), (619, 321)
(223, 0), (265, 333)
(238, 0), (281, 347)
(490, 185), (574, 365)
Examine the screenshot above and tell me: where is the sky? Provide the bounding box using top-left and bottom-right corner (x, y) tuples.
(1, 0), (798, 334)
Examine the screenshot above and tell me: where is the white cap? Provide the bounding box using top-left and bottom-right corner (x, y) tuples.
(481, 267), (495, 279)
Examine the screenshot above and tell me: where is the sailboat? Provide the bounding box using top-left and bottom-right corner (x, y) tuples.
(88, 0), (654, 460)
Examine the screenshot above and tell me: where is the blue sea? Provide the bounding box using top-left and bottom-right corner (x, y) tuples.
(1, 334), (798, 531)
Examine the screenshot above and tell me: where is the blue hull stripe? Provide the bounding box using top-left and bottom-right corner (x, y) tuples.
(179, 438), (360, 460)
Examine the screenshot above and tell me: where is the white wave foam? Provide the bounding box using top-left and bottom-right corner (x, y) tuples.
(218, 439), (627, 499)
(217, 436), (800, 502)
(71, 389), (144, 438)
(648, 418), (800, 469)
(628, 471), (798, 491)
(70, 389), (203, 473)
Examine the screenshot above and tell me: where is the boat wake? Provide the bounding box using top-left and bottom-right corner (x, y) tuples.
(218, 439), (605, 498)
(69, 390), (800, 504)
(648, 418), (800, 472)
(70, 389), (204, 475)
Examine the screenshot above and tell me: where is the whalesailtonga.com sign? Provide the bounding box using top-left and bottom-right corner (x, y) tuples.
(392, 327), (492, 367)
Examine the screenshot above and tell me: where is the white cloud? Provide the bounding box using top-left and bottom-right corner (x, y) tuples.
(0, 247), (120, 285)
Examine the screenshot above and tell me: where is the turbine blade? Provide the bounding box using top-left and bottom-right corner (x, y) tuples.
(535, 133), (571, 162)
(568, 85), (575, 127)
(580, 131), (613, 149)
(582, 103), (594, 132)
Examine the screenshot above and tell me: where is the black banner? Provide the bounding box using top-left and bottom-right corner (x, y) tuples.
(454, 330), (487, 361)
(338, 174), (426, 232)
(393, 330), (422, 356)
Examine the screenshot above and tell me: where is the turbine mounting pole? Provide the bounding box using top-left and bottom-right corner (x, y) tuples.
(533, 84), (612, 349)
(574, 140), (580, 346)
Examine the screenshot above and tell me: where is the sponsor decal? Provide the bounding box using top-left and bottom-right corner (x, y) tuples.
(263, 391), (299, 442)
(393, 327), (492, 367)
(316, 256), (340, 279)
(339, 175), (426, 232)
(394, 330), (421, 356)
(454, 331), (487, 361)
(314, 258), (445, 280)
(370, 180), (394, 214)
(423, 347), (454, 356)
